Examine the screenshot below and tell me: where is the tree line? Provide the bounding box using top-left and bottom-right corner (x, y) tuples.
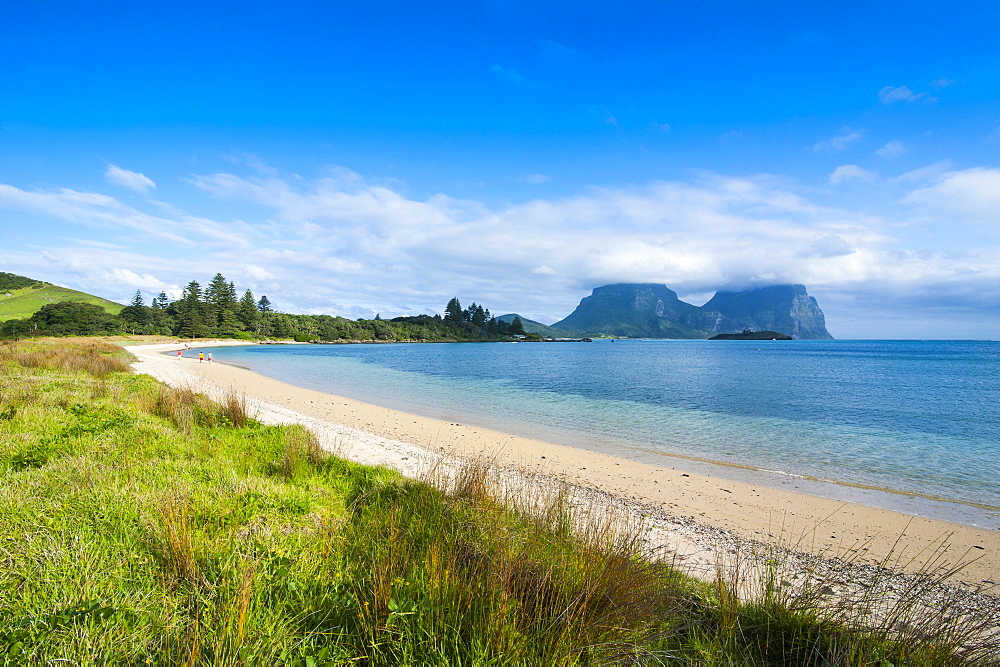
(0, 273), (528, 342)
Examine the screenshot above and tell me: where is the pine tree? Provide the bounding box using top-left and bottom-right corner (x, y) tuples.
(257, 295), (273, 337)
(205, 273), (240, 334)
(444, 297), (462, 322)
(182, 281), (203, 304)
(238, 289), (260, 332)
(120, 290), (151, 329)
(510, 316), (526, 336)
(176, 281), (208, 338)
(471, 304), (486, 328)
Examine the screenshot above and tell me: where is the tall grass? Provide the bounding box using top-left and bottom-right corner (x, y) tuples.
(151, 492), (206, 591)
(0, 338), (131, 377)
(221, 388), (251, 429)
(281, 423), (325, 479)
(1, 339), (997, 664)
(152, 383), (253, 433)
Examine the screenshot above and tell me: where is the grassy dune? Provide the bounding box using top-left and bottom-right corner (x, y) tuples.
(0, 339), (996, 664)
(0, 284), (124, 322)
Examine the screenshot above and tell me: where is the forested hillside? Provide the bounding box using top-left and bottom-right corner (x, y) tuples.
(0, 272), (523, 342)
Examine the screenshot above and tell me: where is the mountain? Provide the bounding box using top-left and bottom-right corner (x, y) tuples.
(551, 284), (710, 339)
(496, 313), (575, 338)
(0, 272), (123, 322)
(701, 284), (831, 340)
(552, 283), (832, 339)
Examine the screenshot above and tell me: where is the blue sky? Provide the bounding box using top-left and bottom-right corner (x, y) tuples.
(1, 1), (998, 338)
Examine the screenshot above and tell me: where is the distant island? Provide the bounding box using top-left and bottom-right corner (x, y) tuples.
(553, 283), (832, 340)
(709, 330), (792, 340)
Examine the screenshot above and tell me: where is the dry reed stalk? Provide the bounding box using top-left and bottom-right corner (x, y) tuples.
(153, 493), (204, 590)
(210, 558), (259, 661)
(221, 388), (251, 428)
(447, 456), (494, 504)
(234, 562), (256, 646)
(155, 384), (199, 433)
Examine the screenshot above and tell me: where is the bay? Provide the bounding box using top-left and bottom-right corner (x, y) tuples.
(205, 339), (1000, 527)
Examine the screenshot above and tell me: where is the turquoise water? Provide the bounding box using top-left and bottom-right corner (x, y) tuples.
(204, 340), (1000, 526)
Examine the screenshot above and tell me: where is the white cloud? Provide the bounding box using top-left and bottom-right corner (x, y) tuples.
(522, 173), (551, 184)
(178, 168), (910, 309)
(930, 78), (956, 89)
(798, 235), (855, 258)
(652, 122), (672, 133)
(904, 167), (1000, 223)
(875, 140), (907, 158)
(224, 152), (279, 176)
(105, 164), (156, 193)
(878, 85), (932, 104)
(891, 161), (953, 184)
(0, 182), (252, 249)
(3, 165), (998, 338)
(245, 264), (275, 280)
(829, 165), (875, 184)
(814, 129), (862, 152)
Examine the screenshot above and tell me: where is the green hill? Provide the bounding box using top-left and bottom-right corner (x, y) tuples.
(0, 272), (123, 322)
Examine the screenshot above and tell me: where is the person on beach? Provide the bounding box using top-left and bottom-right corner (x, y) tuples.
(207, 352), (213, 363)
(199, 352), (204, 363)
(177, 350), (182, 359)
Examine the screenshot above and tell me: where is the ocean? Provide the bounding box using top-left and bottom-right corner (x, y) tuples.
(203, 339), (1000, 528)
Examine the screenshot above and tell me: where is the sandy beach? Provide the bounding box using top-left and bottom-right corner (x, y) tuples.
(127, 341), (1000, 597)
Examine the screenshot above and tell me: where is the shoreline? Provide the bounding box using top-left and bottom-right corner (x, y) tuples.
(126, 341), (1000, 593)
(183, 340), (1000, 530)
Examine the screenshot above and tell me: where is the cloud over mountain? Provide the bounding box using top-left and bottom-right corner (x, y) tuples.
(2, 163), (997, 338)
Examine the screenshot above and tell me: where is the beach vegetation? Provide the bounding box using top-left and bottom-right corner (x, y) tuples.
(1, 338), (997, 664)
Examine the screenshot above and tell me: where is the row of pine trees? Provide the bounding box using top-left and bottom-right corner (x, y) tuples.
(120, 274), (273, 338)
(442, 297), (526, 336)
(2, 272), (528, 342)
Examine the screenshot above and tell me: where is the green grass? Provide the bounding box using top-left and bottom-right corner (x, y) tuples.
(0, 339), (996, 664)
(0, 284), (124, 322)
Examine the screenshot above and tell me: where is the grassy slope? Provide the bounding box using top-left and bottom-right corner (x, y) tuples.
(0, 284), (124, 322)
(0, 340), (994, 664)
